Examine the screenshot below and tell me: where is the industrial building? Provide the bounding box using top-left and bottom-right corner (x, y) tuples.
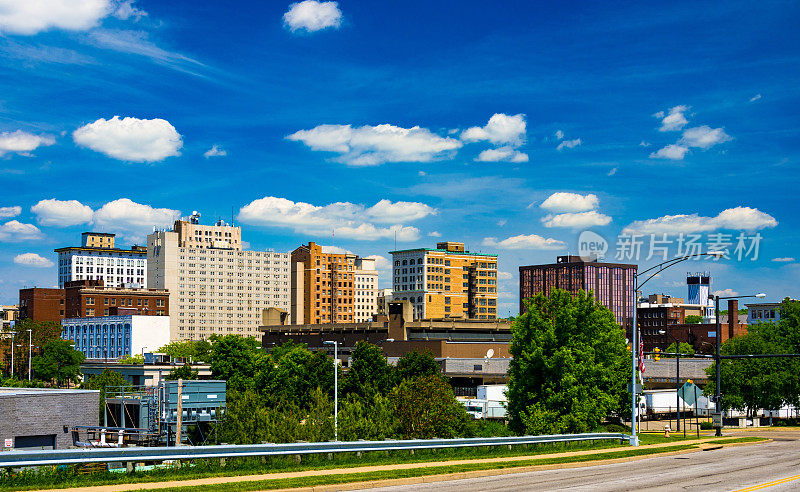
(147, 213), (290, 340)
(390, 241), (499, 320)
(56, 232), (148, 289)
(0, 388), (98, 450)
(519, 255), (637, 326)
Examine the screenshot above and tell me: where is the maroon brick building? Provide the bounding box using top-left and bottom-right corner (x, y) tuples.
(519, 255), (637, 325)
(19, 280), (169, 323)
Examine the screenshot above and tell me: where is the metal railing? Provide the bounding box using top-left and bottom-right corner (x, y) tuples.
(0, 432), (628, 467)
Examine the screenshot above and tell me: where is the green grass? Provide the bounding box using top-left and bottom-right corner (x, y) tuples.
(153, 445), (698, 492)
(0, 434), (717, 491)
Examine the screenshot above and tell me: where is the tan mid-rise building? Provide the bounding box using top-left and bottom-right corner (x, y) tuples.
(390, 242), (498, 320)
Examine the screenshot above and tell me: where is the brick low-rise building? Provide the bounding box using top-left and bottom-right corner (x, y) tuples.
(19, 280), (168, 323)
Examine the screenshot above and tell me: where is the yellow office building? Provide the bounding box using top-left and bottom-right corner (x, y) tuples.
(390, 242), (498, 320)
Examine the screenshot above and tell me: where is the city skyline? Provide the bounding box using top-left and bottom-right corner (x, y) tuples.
(1, 1), (799, 316)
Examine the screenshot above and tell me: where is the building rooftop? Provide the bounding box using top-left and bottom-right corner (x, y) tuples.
(0, 387), (99, 397)
(54, 246), (146, 254)
(389, 247), (497, 257)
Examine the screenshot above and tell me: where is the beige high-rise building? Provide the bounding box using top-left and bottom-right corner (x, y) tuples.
(353, 257), (378, 322)
(147, 217), (290, 340)
(390, 241), (498, 320)
(173, 212), (242, 250)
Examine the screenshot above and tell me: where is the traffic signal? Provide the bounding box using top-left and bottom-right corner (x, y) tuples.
(653, 347), (661, 361)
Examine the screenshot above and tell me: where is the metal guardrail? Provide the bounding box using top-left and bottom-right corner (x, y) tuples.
(0, 433), (628, 467)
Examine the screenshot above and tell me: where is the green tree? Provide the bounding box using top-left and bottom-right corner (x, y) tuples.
(118, 354), (144, 364)
(339, 392), (400, 441)
(394, 350), (439, 384)
(83, 369), (130, 422)
(665, 342), (695, 357)
(3, 318), (61, 378)
(390, 374), (471, 439)
(32, 339), (84, 387)
(706, 322), (798, 417)
(507, 289), (629, 435)
(342, 341), (393, 399)
(685, 315), (703, 324)
(156, 339), (212, 362)
(256, 343), (336, 408)
(214, 390), (304, 444)
(208, 335), (261, 391)
(299, 387), (335, 442)
(166, 363), (199, 381)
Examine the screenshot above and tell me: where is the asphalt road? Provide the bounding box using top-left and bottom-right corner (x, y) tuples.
(368, 431), (800, 492)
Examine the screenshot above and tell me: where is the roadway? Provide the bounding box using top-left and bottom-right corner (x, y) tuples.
(367, 431), (800, 492)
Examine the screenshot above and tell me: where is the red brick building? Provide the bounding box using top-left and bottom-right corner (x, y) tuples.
(19, 280), (169, 323)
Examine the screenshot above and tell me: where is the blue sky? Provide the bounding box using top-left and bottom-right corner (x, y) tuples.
(1, 0), (798, 315)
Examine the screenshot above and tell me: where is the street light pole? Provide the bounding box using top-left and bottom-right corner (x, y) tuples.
(323, 340), (338, 441)
(629, 251), (722, 446)
(10, 332), (14, 378)
(713, 292), (766, 437)
(27, 329), (32, 381)
(659, 329), (680, 431)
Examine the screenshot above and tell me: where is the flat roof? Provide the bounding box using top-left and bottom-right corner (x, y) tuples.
(54, 246), (146, 254)
(0, 387), (98, 397)
(520, 259), (637, 269)
(82, 232), (115, 236)
(389, 248), (497, 257)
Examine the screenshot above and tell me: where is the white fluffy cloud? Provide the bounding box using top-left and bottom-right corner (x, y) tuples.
(0, 220), (43, 242)
(93, 198), (180, 232)
(554, 130), (565, 140)
(556, 138), (581, 151)
(283, 0), (342, 33)
(461, 113), (526, 146)
(365, 199), (436, 223)
(482, 234), (566, 250)
(14, 253), (54, 268)
(542, 211), (612, 228)
(772, 257), (795, 262)
(623, 206), (778, 235)
(0, 206), (21, 218)
(498, 271), (513, 280)
(31, 197), (178, 240)
(712, 288), (739, 297)
(203, 145), (227, 158)
(31, 199), (94, 226)
(320, 245), (352, 254)
(475, 146), (528, 163)
(238, 196), (432, 241)
(655, 105), (690, 131)
(287, 123), (461, 166)
(679, 125), (732, 149)
(73, 116), (182, 162)
(0, 130), (55, 157)
(540, 192), (599, 213)
(0, 0), (109, 35)
(650, 144), (689, 160)
(428, 231), (442, 237)
(366, 254), (392, 272)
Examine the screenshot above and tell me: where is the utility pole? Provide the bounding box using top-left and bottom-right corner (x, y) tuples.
(175, 379), (183, 446)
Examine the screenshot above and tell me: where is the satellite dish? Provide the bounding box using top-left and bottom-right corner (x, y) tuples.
(485, 349), (494, 359)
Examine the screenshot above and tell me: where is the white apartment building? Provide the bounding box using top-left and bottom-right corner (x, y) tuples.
(353, 257), (378, 322)
(56, 233), (147, 288)
(147, 218), (290, 340)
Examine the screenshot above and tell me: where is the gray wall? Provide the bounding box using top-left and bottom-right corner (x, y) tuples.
(0, 389), (99, 450)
